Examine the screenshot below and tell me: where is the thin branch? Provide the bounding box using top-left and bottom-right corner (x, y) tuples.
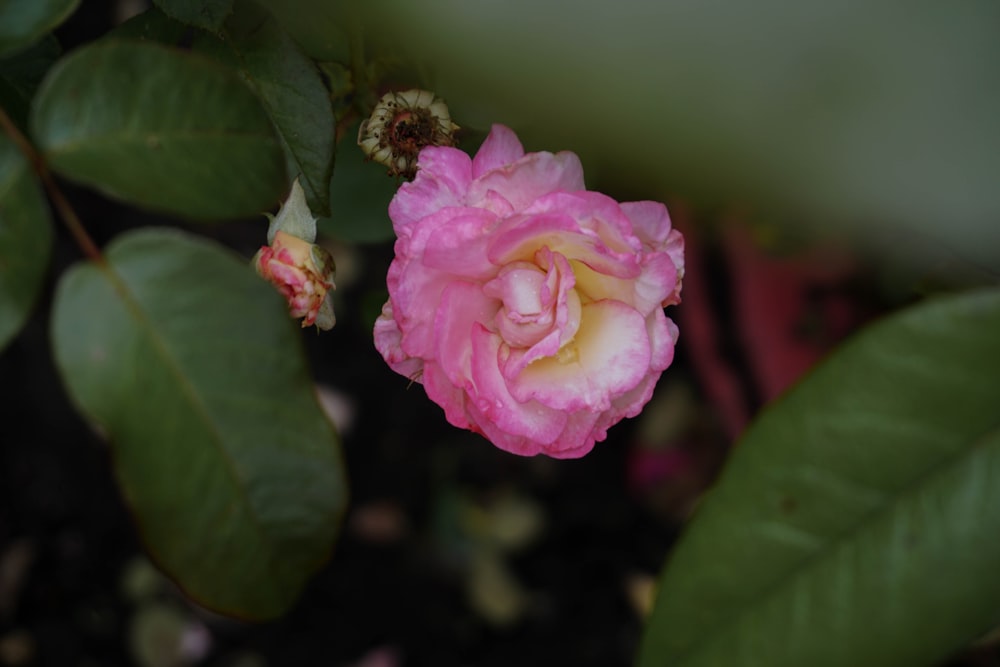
(0, 106), (104, 264)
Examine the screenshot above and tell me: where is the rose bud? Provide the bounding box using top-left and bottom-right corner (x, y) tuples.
(253, 180), (336, 330)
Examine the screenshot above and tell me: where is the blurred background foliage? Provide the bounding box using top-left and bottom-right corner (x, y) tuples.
(309, 0), (999, 269)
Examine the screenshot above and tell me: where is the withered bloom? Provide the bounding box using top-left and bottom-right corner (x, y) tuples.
(358, 89), (459, 178)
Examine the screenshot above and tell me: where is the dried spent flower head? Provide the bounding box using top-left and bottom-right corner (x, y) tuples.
(357, 89), (459, 178)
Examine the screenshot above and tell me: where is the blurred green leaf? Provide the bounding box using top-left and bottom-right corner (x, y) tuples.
(359, 1), (1000, 267)
(0, 34), (60, 130)
(151, 0), (233, 32)
(51, 228), (347, 619)
(316, 60), (355, 120)
(638, 288), (1000, 667)
(0, 0), (78, 58)
(31, 41), (287, 220)
(107, 7), (189, 45)
(195, 0), (335, 216)
(0, 133), (52, 352)
(254, 0), (351, 61)
(318, 122), (396, 244)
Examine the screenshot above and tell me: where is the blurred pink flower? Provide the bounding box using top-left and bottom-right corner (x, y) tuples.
(374, 125), (684, 458)
(255, 230), (335, 328)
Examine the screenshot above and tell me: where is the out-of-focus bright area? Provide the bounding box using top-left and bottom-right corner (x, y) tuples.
(285, 0), (1000, 268)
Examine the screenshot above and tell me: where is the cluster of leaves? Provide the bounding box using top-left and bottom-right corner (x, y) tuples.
(0, 0), (364, 620)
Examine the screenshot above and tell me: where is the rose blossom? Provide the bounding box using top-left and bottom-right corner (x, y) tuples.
(253, 180), (336, 330)
(374, 124), (684, 458)
(256, 230), (336, 329)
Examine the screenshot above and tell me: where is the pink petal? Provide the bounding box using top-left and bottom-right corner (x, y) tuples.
(620, 200), (674, 249)
(468, 151), (585, 212)
(647, 309), (679, 372)
(630, 252), (680, 314)
(420, 209), (499, 280)
(399, 206), (486, 261)
(663, 228), (685, 304)
(389, 146), (472, 230)
(544, 411), (606, 458)
(471, 124), (525, 179)
(422, 361), (475, 430)
(433, 281), (500, 387)
(484, 262), (548, 319)
(373, 302), (424, 381)
(600, 313), (678, 422)
(527, 192), (641, 254)
(508, 300), (651, 412)
(609, 371), (661, 421)
(496, 250), (582, 375)
(488, 199), (641, 281)
(466, 324), (568, 447)
(487, 212), (580, 264)
(387, 208), (499, 361)
(266, 261), (309, 289)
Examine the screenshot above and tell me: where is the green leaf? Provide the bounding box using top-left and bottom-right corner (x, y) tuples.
(254, 0), (351, 61)
(194, 0), (335, 216)
(51, 228), (347, 619)
(637, 288), (1000, 667)
(106, 7), (189, 46)
(31, 41), (287, 220)
(0, 133), (52, 352)
(318, 122), (396, 245)
(151, 0), (233, 32)
(0, 0), (79, 58)
(0, 34), (60, 130)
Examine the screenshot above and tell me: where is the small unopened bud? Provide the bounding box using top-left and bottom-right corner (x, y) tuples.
(253, 180), (336, 330)
(358, 89), (459, 178)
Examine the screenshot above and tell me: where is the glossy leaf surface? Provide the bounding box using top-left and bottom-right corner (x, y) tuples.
(638, 288), (1000, 667)
(107, 7), (189, 45)
(52, 228), (347, 619)
(195, 0), (336, 215)
(0, 0), (78, 58)
(151, 0), (233, 32)
(0, 134), (52, 352)
(31, 41), (286, 220)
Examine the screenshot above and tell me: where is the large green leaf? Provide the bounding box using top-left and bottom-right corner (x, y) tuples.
(254, 0), (351, 61)
(0, 133), (52, 352)
(151, 0), (233, 32)
(0, 0), (78, 58)
(638, 288), (1000, 667)
(51, 228), (347, 619)
(107, 7), (189, 45)
(31, 41), (287, 220)
(195, 0), (336, 216)
(0, 34), (60, 130)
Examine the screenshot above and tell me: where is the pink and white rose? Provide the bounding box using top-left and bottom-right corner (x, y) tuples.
(256, 230), (335, 329)
(374, 124), (684, 458)
(253, 180), (336, 330)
